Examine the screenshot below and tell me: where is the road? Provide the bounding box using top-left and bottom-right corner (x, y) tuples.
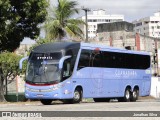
(0, 98), (160, 120)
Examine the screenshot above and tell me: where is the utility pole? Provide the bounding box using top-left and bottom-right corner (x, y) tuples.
(82, 7), (90, 42)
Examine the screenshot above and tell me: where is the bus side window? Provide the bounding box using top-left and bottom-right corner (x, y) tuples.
(62, 59), (71, 80)
(78, 49), (91, 70)
(91, 51), (102, 67)
(66, 49), (75, 75)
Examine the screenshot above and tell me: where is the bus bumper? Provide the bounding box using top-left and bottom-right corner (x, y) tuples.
(25, 90), (73, 100)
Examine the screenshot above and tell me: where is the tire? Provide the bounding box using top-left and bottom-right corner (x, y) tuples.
(40, 99), (52, 105)
(93, 98), (110, 102)
(124, 88), (131, 102)
(118, 88), (131, 102)
(63, 88), (82, 104)
(130, 89), (139, 102)
(72, 88), (82, 103)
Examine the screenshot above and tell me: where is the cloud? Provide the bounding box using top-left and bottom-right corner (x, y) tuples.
(75, 0), (160, 21)
(50, 0), (160, 21)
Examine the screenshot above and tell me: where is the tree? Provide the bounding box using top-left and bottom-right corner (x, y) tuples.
(0, 0), (48, 102)
(0, 0), (48, 52)
(45, 0), (85, 41)
(0, 52), (26, 102)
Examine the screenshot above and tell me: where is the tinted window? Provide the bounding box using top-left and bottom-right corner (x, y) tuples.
(78, 49), (150, 70)
(103, 52), (125, 68)
(102, 51), (150, 69)
(90, 51), (103, 67)
(78, 50), (91, 69)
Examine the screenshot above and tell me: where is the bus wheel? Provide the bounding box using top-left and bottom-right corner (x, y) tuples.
(118, 88), (131, 102)
(130, 89), (139, 102)
(40, 99), (52, 105)
(72, 88), (82, 103)
(124, 88), (131, 102)
(62, 88), (82, 104)
(93, 98), (110, 102)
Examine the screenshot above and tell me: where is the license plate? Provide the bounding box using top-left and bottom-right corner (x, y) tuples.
(37, 94), (44, 97)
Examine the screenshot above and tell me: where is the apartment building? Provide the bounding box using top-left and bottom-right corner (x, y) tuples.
(133, 11), (160, 38)
(80, 9), (124, 40)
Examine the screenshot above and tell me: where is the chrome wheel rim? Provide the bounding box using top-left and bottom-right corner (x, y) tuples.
(74, 91), (80, 101)
(133, 91), (137, 98)
(125, 90), (130, 99)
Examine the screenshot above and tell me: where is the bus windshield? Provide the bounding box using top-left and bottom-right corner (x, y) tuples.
(26, 60), (61, 84)
(26, 52), (62, 84)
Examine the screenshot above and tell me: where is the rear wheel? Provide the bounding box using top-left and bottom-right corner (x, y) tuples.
(124, 88), (131, 102)
(118, 88), (131, 102)
(40, 99), (52, 105)
(130, 89), (139, 102)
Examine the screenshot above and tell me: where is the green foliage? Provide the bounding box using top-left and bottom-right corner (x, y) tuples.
(0, 51), (27, 101)
(45, 0), (85, 41)
(0, 52), (26, 79)
(0, 0), (49, 52)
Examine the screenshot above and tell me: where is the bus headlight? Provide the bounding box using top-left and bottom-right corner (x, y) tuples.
(26, 86), (30, 91)
(53, 87), (58, 91)
(53, 83), (64, 91)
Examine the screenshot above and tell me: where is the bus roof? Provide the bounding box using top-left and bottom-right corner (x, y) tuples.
(32, 42), (80, 53)
(32, 41), (150, 55)
(80, 42), (150, 55)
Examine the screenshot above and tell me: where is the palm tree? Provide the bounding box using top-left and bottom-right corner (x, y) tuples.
(45, 0), (85, 41)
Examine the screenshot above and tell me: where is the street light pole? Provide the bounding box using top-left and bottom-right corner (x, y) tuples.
(152, 22), (160, 76)
(82, 7), (90, 42)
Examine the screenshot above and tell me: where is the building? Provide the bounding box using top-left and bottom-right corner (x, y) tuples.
(80, 9), (124, 40)
(97, 21), (134, 48)
(15, 38), (36, 56)
(133, 11), (160, 38)
(96, 21), (160, 76)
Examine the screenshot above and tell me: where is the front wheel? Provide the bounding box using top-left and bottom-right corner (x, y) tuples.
(63, 88), (82, 104)
(72, 88), (82, 103)
(40, 99), (52, 105)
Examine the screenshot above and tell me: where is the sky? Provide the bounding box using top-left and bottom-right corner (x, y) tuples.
(76, 0), (160, 21)
(52, 0), (160, 22)
(23, 0), (160, 43)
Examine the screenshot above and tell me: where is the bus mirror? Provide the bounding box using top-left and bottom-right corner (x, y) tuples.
(59, 56), (71, 69)
(19, 56), (29, 70)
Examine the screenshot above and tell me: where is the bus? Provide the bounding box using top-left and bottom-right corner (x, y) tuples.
(19, 42), (151, 105)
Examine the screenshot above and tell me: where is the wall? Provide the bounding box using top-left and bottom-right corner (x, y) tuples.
(150, 77), (160, 98)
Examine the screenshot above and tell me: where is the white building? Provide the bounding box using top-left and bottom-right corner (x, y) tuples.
(81, 9), (124, 40)
(133, 11), (160, 38)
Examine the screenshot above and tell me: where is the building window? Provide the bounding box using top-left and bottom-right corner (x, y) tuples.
(105, 19), (108, 22)
(93, 31), (96, 34)
(136, 22), (142, 27)
(93, 19), (97, 22)
(88, 19), (93, 22)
